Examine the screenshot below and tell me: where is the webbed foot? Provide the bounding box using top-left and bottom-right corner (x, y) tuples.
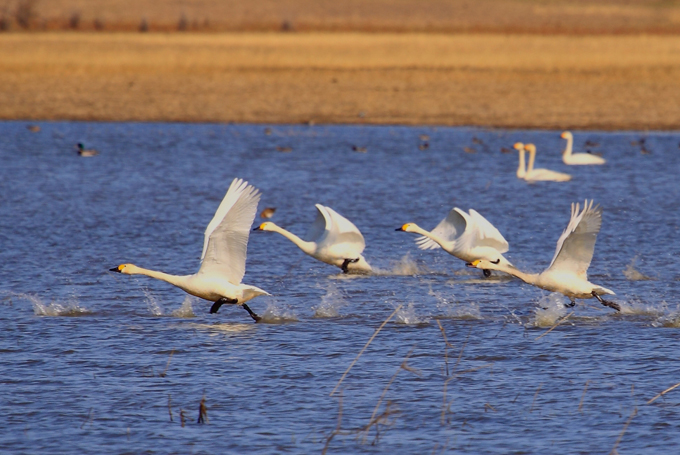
(592, 291), (621, 312)
(210, 297), (238, 314)
(565, 300), (576, 308)
(341, 258), (360, 274)
(483, 269), (491, 278)
(242, 303), (261, 322)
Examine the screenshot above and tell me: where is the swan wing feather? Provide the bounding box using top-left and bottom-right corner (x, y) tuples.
(305, 204), (329, 242)
(547, 200), (602, 276)
(199, 178), (261, 284)
(415, 207), (466, 250)
(466, 209), (510, 253)
(319, 205), (366, 255)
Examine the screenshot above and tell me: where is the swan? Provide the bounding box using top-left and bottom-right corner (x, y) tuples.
(110, 178), (269, 321)
(396, 207), (512, 277)
(254, 204), (372, 274)
(522, 143), (571, 182)
(561, 131), (606, 165)
(77, 143), (99, 157)
(468, 200), (620, 312)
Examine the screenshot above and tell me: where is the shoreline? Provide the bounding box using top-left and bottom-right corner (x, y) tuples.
(2, 32), (680, 130)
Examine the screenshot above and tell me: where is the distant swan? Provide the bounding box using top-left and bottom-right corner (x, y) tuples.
(397, 207), (512, 277)
(469, 200), (619, 311)
(521, 143), (571, 182)
(255, 204), (372, 274)
(561, 131), (606, 165)
(110, 178), (269, 321)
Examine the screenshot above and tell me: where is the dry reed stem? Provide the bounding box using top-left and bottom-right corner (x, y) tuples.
(529, 384), (543, 413)
(168, 394), (173, 422)
(159, 348), (174, 377)
(647, 381), (680, 404)
(436, 320), (452, 377)
(440, 327), (472, 425)
(330, 305), (402, 397)
(197, 395), (208, 424)
(534, 312), (574, 341)
(180, 409), (186, 427)
(609, 407), (638, 455)
(440, 363), (493, 425)
(578, 380), (590, 413)
(80, 408), (93, 429)
(322, 393), (343, 455)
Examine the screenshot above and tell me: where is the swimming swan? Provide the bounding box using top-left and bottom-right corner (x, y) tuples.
(254, 204), (372, 274)
(397, 207), (512, 277)
(519, 143), (572, 182)
(561, 131), (606, 165)
(110, 178), (269, 321)
(468, 200), (620, 311)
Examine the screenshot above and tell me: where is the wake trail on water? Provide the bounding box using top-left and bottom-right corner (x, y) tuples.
(3, 291), (92, 317)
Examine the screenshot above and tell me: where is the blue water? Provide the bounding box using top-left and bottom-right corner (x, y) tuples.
(1, 121), (679, 454)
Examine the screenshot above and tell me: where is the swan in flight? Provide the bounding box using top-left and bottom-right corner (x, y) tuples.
(515, 143), (571, 182)
(561, 131), (606, 165)
(468, 200), (620, 312)
(254, 204), (372, 274)
(110, 178), (269, 322)
(396, 208), (512, 277)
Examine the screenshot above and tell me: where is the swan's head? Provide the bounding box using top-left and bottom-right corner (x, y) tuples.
(524, 143), (536, 152)
(466, 258), (505, 271)
(254, 222), (276, 232)
(110, 263), (134, 274)
(560, 131), (572, 140)
(513, 142), (524, 151)
(396, 223), (416, 233)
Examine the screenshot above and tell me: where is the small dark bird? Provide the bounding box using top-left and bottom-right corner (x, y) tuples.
(352, 145), (367, 153)
(500, 147), (512, 154)
(276, 146), (292, 153)
(418, 142), (429, 151)
(77, 143), (99, 157)
(584, 140), (600, 147)
(27, 125), (40, 132)
(260, 207), (276, 219)
(463, 147), (476, 154)
(472, 137), (484, 145)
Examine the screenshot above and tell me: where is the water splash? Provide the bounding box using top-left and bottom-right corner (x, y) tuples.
(623, 257), (654, 281)
(142, 288), (164, 316)
(313, 283), (346, 318)
(532, 293), (568, 327)
(431, 289), (481, 319)
(26, 293), (91, 317)
(394, 302), (427, 325)
(260, 301), (299, 324)
(171, 295), (196, 318)
(374, 253), (430, 276)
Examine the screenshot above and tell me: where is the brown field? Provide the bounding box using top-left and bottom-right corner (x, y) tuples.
(2, 31), (680, 129)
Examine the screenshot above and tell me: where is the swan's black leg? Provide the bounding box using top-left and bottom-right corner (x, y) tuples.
(565, 299), (576, 308)
(592, 291), (621, 312)
(483, 269), (491, 278)
(341, 258), (359, 274)
(242, 303), (261, 322)
(210, 297), (237, 314)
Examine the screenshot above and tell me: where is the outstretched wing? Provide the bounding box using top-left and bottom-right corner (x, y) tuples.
(465, 209), (509, 253)
(305, 204), (329, 243)
(547, 200), (602, 277)
(199, 178), (261, 284)
(416, 207), (467, 250)
(316, 204), (366, 256)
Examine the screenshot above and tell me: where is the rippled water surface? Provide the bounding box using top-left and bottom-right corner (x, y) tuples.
(2, 121), (680, 454)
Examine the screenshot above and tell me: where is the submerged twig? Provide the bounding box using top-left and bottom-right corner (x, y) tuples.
(322, 393), (344, 455)
(159, 349), (175, 377)
(534, 312), (574, 341)
(436, 320), (453, 376)
(609, 407), (637, 455)
(529, 384), (543, 413)
(647, 381), (680, 404)
(197, 395), (208, 424)
(80, 408), (94, 429)
(578, 380), (590, 413)
(330, 305), (402, 396)
(180, 409), (186, 427)
(168, 394), (173, 422)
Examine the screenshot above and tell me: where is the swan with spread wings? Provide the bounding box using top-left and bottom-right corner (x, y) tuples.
(110, 178), (269, 321)
(468, 200), (619, 311)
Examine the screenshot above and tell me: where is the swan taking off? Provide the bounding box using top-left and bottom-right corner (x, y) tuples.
(397, 208), (512, 277)
(110, 178), (269, 322)
(515, 143), (571, 182)
(561, 131), (606, 165)
(254, 204), (372, 274)
(468, 200), (620, 312)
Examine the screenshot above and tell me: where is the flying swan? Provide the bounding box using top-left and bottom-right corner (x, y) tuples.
(514, 142), (571, 182)
(110, 178), (269, 321)
(396, 207), (512, 277)
(254, 204), (372, 274)
(468, 200), (620, 312)
(561, 131), (606, 165)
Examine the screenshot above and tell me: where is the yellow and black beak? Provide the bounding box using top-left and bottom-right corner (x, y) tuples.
(109, 265), (123, 273)
(252, 223), (265, 232)
(466, 259), (481, 268)
(395, 224), (408, 232)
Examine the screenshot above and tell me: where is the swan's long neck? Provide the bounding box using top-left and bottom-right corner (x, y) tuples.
(496, 263), (540, 286)
(411, 224), (455, 250)
(563, 135), (573, 158)
(269, 225), (316, 255)
(527, 148), (536, 173)
(126, 265), (190, 288)
(517, 149), (526, 178)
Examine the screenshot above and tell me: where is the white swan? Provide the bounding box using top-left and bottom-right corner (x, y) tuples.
(561, 131), (606, 165)
(254, 204), (372, 274)
(396, 207), (512, 276)
(468, 200), (619, 311)
(521, 143), (572, 182)
(110, 178), (269, 321)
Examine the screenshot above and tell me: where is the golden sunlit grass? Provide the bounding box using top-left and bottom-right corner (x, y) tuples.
(2, 32), (680, 128)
